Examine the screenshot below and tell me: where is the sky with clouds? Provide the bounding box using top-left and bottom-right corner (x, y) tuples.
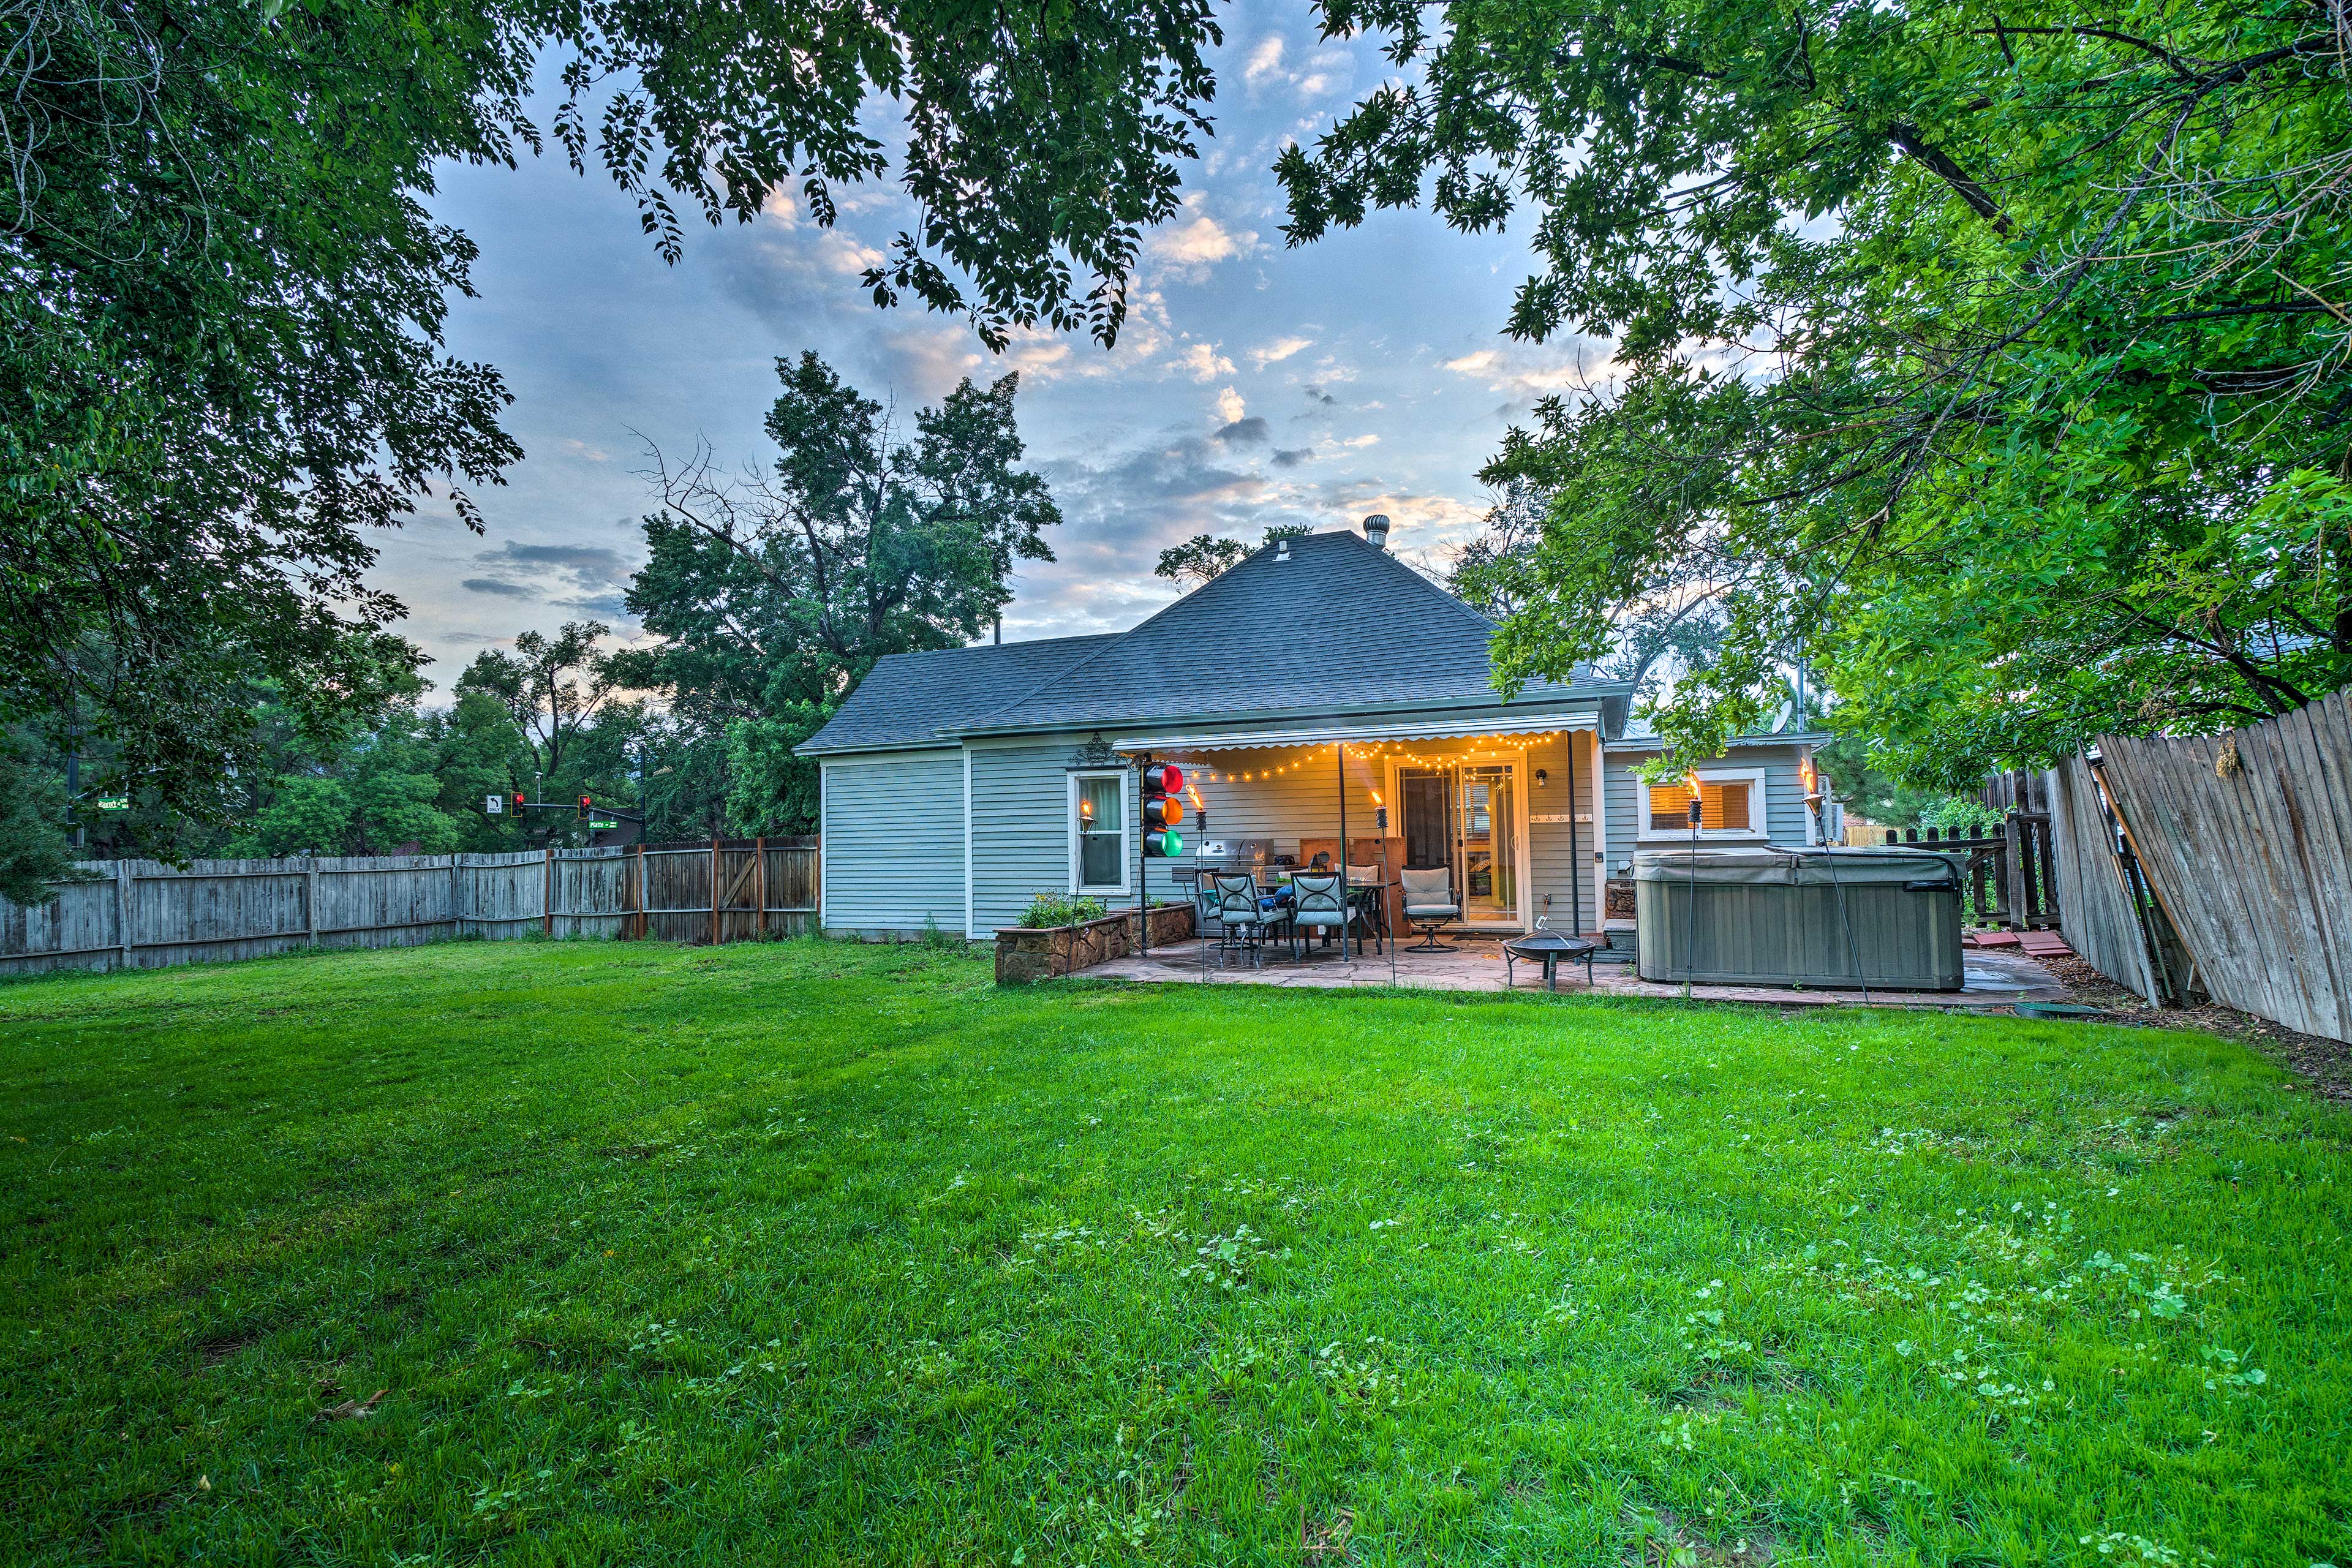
(382, 0), (1605, 689)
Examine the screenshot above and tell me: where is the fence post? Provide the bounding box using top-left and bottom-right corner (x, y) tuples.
(710, 835), (721, 946)
(116, 859), (134, 969)
(636, 843), (648, 940)
(448, 854), (461, 938)
(756, 835), (767, 938)
(306, 859), (321, 946)
(543, 844), (554, 938)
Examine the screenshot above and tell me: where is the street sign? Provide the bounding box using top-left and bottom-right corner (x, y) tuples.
(589, 819), (617, 830)
(484, 794), (503, 815)
(97, 796), (128, 812)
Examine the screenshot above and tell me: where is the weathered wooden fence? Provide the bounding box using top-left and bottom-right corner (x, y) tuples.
(1874, 820), (2060, 928)
(2086, 693), (2352, 1042)
(0, 838), (820, 977)
(2045, 755), (2164, 1005)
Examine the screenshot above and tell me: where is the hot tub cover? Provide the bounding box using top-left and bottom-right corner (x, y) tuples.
(1633, 846), (1962, 888)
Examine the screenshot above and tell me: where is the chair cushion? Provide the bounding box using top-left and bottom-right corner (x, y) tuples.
(1405, 903), (1460, 918)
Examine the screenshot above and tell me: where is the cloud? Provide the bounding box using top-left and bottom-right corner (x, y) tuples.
(1240, 34), (1351, 99)
(1336, 433), (1381, 448)
(1215, 417), (1270, 445)
(560, 438), (611, 463)
(1249, 334), (1315, 368)
(476, 542), (633, 585)
(470, 541), (640, 620)
(1440, 342), (1610, 397)
(1147, 194), (1257, 279)
(1215, 385), (1247, 425)
(1174, 342), (1236, 382)
(1271, 447), (1316, 467)
(1302, 385), (1338, 406)
(815, 231), (887, 277)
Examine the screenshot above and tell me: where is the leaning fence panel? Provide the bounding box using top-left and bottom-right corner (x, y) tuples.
(2087, 692), (2352, 1042)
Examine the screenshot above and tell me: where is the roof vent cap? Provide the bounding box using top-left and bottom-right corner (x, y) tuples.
(1362, 514), (1391, 549)
(1275, 536), (1291, 561)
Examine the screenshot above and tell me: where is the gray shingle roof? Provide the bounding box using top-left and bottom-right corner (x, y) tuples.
(797, 633), (1117, 755)
(798, 529), (1615, 755)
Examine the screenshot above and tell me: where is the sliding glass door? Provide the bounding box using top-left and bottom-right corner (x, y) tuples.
(1455, 763), (1518, 924)
(1396, 760), (1523, 927)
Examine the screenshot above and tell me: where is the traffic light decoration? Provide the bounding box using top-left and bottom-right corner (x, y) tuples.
(1140, 762), (1184, 858)
(578, 794), (592, 820)
(513, 791), (526, 815)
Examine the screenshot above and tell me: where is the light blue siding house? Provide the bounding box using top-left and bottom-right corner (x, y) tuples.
(799, 522), (1826, 945)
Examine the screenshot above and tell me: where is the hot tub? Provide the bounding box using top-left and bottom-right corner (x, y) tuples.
(1634, 846), (1966, 990)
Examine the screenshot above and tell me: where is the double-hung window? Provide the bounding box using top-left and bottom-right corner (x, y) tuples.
(1640, 768), (1765, 840)
(1070, 771), (1128, 892)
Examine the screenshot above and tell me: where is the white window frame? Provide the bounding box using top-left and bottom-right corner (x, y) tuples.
(1635, 764), (1768, 842)
(1068, 769), (1131, 894)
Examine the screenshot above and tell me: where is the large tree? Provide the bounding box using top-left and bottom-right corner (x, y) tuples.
(2, 0), (1219, 853)
(614, 352), (1059, 832)
(1281, 0), (2352, 781)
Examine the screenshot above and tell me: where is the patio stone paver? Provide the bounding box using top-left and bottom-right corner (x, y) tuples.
(1088, 937), (2072, 1011)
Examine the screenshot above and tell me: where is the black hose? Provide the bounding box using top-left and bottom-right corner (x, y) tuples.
(1823, 848), (1869, 1006)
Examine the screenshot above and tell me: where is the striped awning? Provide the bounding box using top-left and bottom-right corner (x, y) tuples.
(1113, 710), (1597, 753)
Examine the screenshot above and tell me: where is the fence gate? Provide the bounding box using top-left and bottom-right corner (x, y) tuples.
(633, 837), (820, 945)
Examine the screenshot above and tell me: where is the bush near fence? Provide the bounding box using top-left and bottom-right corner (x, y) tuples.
(0, 839), (820, 977)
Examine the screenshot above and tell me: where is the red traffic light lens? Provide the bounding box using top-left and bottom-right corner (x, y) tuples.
(1142, 762), (1183, 795)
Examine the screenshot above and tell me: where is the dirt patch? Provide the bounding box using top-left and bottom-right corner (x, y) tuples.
(1626, 1506), (1773, 1566)
(2043, 954), (2351, 1101)
(192, 1332), (258, 1370)
(1302, 1505), (1353, 1561)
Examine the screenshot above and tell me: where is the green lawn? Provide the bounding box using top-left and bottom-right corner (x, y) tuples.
(2, 940), (2346, 1567)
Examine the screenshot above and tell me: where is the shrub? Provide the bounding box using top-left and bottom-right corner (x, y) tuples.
(1019, 892), (1108, 929)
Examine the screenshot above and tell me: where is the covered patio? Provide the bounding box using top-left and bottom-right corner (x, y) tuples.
(1125, 711), (1610, 958)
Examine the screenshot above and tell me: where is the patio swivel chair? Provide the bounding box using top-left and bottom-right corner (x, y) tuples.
(1398, 866), (1462, 952)
(1288, 873), (1350, 959)
(1213, 872), (1291, 969)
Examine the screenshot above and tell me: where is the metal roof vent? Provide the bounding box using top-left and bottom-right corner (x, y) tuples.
(1362, 513), (1391, 549)
(1275, 535), (1291, 561)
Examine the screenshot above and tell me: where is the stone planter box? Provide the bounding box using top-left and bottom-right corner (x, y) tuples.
(994, 902), (1196, 986)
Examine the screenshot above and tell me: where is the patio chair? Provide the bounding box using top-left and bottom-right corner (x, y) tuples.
(1213, 872), (1291, 969)
(1189, 867), (1225, 939)
(1289, 873), (1350, 958)
(1398, 866), (1461, 952)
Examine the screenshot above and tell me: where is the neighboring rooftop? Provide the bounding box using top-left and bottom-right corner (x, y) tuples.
(799, 527), (1621, 755)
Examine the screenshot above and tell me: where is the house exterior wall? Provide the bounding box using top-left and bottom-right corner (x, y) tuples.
(817, 712), (1624, 941)
(1523, 729), (1603, 935)
(1601, 743), (1815, 876)
(968, 733), (1141, 934)
(818, 749), (966, 938)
